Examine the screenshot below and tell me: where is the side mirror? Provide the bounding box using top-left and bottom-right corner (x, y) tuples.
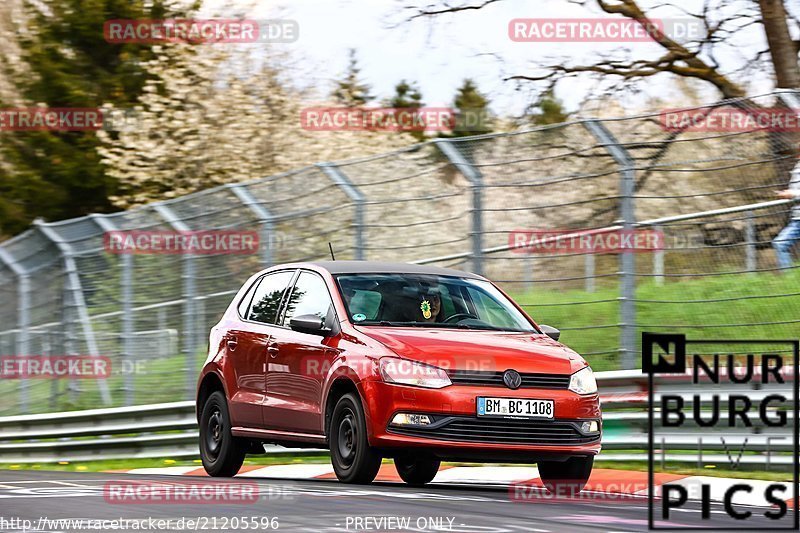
(290, 314), (333, 336)
(540, 324), (560, 341)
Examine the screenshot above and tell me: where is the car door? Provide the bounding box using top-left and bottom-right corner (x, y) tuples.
(263, 270), (338, 435)
(226, 270), (295, 429)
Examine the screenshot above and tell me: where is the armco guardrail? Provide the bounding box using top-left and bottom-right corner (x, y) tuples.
(0, 401), (197, 462)
(0, 370), (793, 464)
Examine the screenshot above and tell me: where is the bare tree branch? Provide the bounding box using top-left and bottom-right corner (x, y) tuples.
(403, 0), (502, 21)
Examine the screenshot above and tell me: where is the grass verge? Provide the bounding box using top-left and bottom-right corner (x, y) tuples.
(594, 460), (793, 482)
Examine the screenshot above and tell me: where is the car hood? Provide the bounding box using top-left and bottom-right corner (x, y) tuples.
(355, 326), (584, 374)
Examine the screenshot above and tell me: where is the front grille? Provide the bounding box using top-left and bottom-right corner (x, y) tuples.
(389, 416), (599, 446)
(447, 370), (570, 389)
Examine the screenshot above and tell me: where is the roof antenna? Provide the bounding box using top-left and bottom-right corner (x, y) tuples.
(328, 242), (336, 261)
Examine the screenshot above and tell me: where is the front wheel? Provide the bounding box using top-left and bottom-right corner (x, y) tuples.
(329, 393), (382, 484)
(199, 391), (246, 477)
(395, 454), (440, 486)
(537, 455), (593, 495)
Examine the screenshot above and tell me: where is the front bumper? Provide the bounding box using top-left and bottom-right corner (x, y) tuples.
(359, 380), (602, 459)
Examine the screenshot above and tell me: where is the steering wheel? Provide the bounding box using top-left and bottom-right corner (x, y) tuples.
(443, 312), (479, 324)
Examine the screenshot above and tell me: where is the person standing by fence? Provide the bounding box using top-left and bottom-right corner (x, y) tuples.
(773, 160), (800, 270)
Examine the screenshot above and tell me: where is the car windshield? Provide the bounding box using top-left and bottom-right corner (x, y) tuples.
(335, 273), (538, 332)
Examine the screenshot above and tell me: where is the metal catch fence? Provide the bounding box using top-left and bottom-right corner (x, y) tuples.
(1, 91), (799, 414)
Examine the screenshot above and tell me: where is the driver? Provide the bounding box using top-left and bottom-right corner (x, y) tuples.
(418, 287), (442, 323)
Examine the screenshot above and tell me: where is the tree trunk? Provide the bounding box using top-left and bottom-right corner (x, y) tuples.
(759, 0), (800, 88)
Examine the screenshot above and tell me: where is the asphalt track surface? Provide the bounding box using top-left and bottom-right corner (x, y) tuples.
(0, 470), (793, 532)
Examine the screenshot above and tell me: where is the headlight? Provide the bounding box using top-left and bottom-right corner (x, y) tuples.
(568, 366), (597, 395)
(379, 358), (451, 389)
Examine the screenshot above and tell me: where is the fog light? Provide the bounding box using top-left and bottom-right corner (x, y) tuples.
(391, 413), (432, 426)
(580, 421), (600, 433)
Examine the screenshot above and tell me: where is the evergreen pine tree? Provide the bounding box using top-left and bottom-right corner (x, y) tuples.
(331, 49), (373, 107)
(530, 89), (569, 125)
(0, 0), (194, 235)
(451, 79), (492, 137)
(387, 80), (423, 109)
(386, 79), (425, 141)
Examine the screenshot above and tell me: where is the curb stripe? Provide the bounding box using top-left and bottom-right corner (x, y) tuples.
(113, 465), (793, 508)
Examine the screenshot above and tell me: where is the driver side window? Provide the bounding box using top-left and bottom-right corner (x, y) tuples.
(281, 271), (334, 327)
(246, 271), (294, 325)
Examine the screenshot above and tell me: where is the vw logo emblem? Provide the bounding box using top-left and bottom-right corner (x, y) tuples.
(503, 369), (522, 390)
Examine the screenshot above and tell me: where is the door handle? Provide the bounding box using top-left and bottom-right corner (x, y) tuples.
(226, 336), (238, 351)
(267, 341), (279, 358)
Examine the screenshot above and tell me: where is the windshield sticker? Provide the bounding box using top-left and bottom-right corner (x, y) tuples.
(352, 313), (367, 322)
(420, 300), (432, 319)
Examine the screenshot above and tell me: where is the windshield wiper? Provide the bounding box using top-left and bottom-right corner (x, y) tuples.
(361, 321), (529, 332)
(363, 321), (431, 327)
(453, 324), (531, 332)
(366, 321), (453, 328)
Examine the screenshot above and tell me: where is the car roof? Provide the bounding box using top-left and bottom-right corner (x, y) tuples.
(306, 261), (485, 280)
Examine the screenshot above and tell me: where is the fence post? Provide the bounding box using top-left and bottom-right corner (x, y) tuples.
(653, 224), (664, 285)
(228, 184), (276, 266)
(0, 248), (30, 412)
(34, 219), (112, 405)
(584, 120), (637, 370)
(153, 204), (197, 399)
(195, 296), (206, 373)
(745, 211), (757, 273)
(316, 163), (366, 260)
(585, 254), (595, 293)
(91, 214), (134, 406)
(434, 139), (485, 276)
(523, 256), (534, 291)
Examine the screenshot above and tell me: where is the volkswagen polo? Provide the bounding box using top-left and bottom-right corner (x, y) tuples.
(197, 261), (601, 489)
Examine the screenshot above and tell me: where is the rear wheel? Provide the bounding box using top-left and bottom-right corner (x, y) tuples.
(329, 393), (382, 484)
(537, 456), (593, 495)
(395, 454), (440, 486)
(199, 391), (246, 477)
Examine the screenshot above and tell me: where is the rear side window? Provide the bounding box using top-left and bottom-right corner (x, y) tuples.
(246, 271), (294, 324)
(282, 271), (333, 327)
(237, 279), (259, 317)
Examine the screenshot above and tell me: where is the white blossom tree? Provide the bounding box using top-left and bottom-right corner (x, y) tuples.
(98, 44), (419, 208)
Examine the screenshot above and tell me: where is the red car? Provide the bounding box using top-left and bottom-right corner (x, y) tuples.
(196, 261), (601, 488)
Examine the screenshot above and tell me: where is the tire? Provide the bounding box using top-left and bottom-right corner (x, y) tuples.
(329, 392), (382, 484)
(395, 454), (440, 486)
(537, 455), (593, 495)
(199, 390), (247, 477)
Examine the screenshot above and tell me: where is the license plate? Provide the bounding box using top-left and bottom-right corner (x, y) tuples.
(477, 397), (554, 419)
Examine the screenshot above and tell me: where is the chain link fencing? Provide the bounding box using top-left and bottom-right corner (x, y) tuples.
(1, 91), (799, 414)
